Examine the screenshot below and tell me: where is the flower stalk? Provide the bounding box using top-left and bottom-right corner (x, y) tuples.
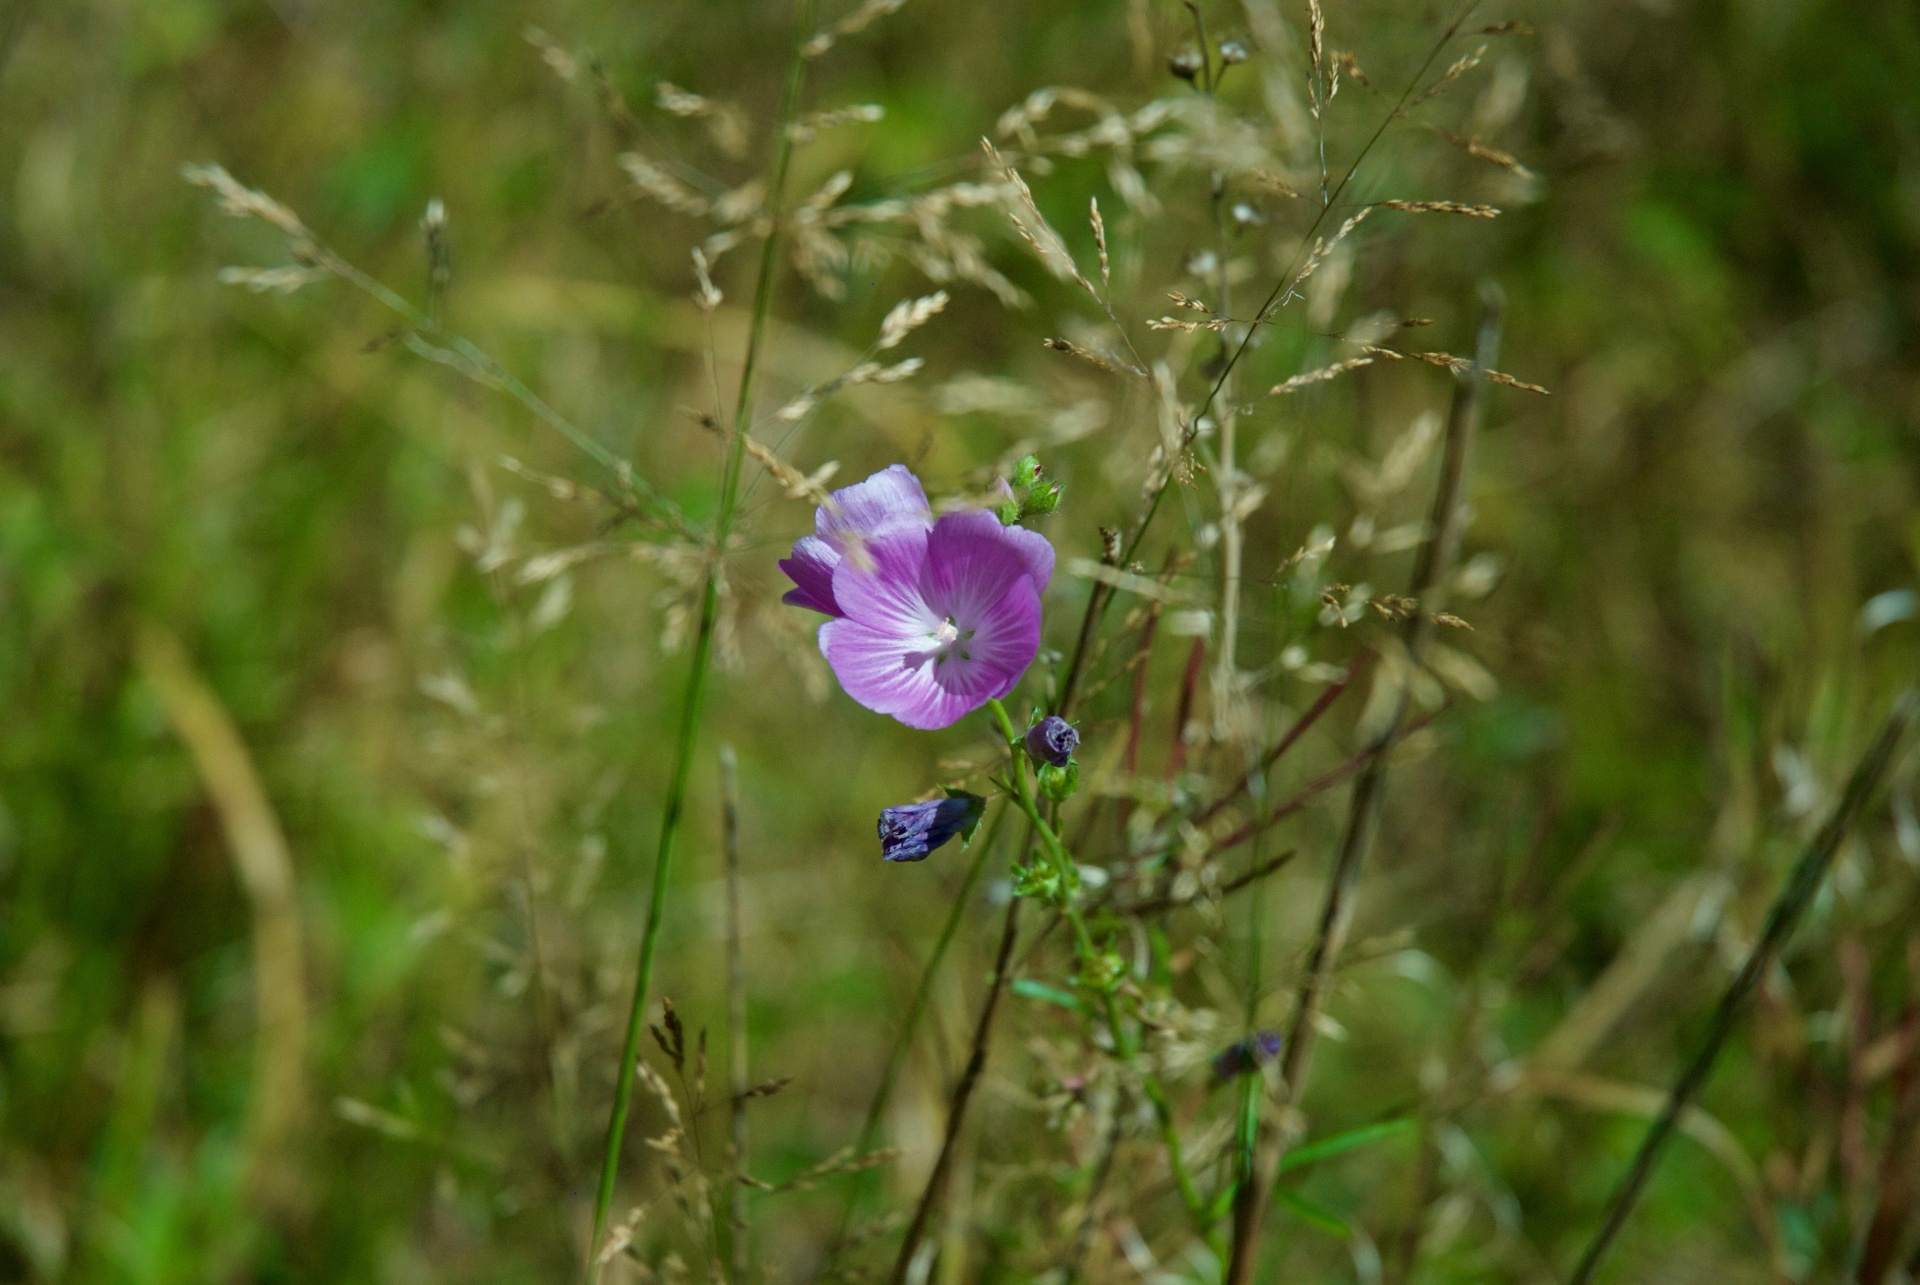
(585, 0), (819, 1274)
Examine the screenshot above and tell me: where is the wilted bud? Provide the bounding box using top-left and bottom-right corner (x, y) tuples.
(1024, 715), (1080, 767)
(1168, 49), (1205, 81)
(877, 791), (985, 862)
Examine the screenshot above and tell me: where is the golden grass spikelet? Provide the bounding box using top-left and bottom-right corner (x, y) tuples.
(877, 290), (949, 349)
(788, 103), (885, 142)
(181, 164), (312, 246)
(1043, 337), (1119, 372)
(618, 154), (711, 218)
(1090, 196), (1110, 289)
(1407, 42), (1488, 110)
(1379, 199), (1501, 218)
(1267, 355), (1375, 395)
(1361, 345), (1550, 394)
(803, 0), (908, 58)
(522, 26), (578, 80)
(216, 265), (329, 295)
(1147, 315), (1228, 333)
(1427, 124), (1536, 178)
(982, 138), (1099, 299)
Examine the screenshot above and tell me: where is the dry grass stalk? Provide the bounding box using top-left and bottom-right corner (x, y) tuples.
(1267, 355), (1375, 395)
(802, 0), (907, 58)
(1089, 196), (1110, 289)
(1378, 199), (1500, 217)
(1404, 42), (1487, 111)
(876, 290), (949, 349)
(136, 625), (308, 1217)
(788, 103), (884, 142)
(1042, 336), (1119, 372)
(981, 138), (1099, 299)
(1362, 344), (1549, 394)
(1424, 122), (1536, 177)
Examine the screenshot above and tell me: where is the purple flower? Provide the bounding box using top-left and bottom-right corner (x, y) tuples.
(878, 793), (985, 862)
(1213, 1031), (1283, 1080)
(782, 467), (1054, 730)
(1024, 715), (1079, 767)
(778, 465), (933, 617)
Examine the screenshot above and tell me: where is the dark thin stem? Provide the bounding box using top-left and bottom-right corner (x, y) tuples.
(1124, 705), (1445, 871)
(1224, 288), (1502, 1285)
(1189, 651), (1373, 832)
(722, 747), (750, 1285)
(1567, 692), (1916, 1285)
(823, 802), (1007, 1269)
(585, 1), (818, 1274)
(887, 894), (1025, 1285)
(1115, 850), (1299, 918)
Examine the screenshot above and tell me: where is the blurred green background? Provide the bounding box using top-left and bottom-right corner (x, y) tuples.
(3, 0), (1919, 1282)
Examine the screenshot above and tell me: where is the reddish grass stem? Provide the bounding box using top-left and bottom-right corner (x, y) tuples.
(1225, 288), (1501, 1285)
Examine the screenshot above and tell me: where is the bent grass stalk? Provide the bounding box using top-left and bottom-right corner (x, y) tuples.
(1566, 692), (1918, 1285)
(585, 0), (820, 1274)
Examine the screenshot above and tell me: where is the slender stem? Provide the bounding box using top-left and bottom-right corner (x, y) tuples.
(722, 747), (750, 1285)
(824, 802), (1007, 1267)
(987, 701), (1208, 1223)
(585, 1), (818, 1274)
(1224, 290), (1502, 1285)
(1567, 694), (1916, 1285)
(887, 892), (1025, 1285)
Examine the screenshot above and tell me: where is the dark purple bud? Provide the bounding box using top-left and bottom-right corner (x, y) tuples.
(878, 792), (985, 862)
(1024, 715), (1080, 768)
(1212, 1030), (1283, 1079)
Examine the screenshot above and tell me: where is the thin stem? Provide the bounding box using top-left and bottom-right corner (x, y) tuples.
(887, 892), (1024, 1285)
(1224, 288), (1501, 1285)
(585, 1), (818, 1274)
(722, 746), (750, 1285)
(824, 802), (1007, 1268)
(1567, 694), (1917, 1285)
(987, 701), (1208, 1224)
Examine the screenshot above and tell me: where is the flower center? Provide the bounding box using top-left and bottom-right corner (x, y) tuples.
(928, 616), (974, 664)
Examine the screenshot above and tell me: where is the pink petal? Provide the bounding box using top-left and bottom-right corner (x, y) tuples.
(779, 534), (842, 615)
(936, 574), (1041, 703)
(920, 511), (1034, 625)
(996, 521), (1056, 593)
(822, 618), (987, 730)
(819, 573), (1040, 730)
(831, 522), (939, 637)
(817, 464), (932, 546)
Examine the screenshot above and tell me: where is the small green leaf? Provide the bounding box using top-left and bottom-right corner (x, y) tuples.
(1274, 1186), (1351, 1237)
(1010, 978), (1088, 1014)
(1279, 1117), (1415, 1173)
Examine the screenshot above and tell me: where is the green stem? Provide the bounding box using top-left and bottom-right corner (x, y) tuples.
(984, 699), (1206, 1223)
(585, 1), (818, 1275)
